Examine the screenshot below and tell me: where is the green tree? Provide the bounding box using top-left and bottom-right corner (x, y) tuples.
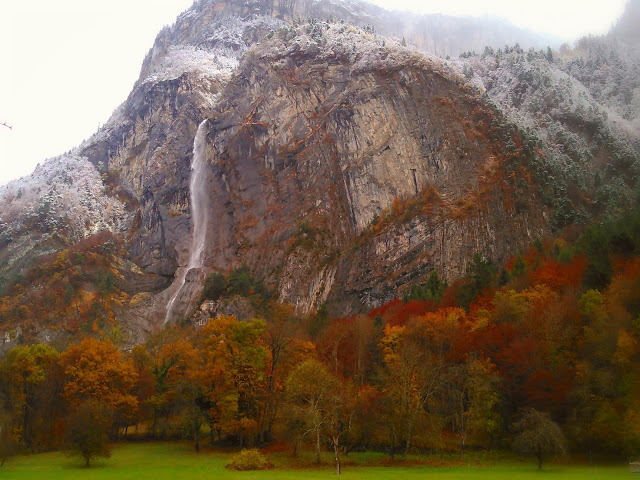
(65, 400), (112, 467)
(512, 408), (566, 470)
(580, 225), (612, 289)
(458, 253), (495, 309)
(403, 271), (447, 303)
(201, 272), (227, 301)
(512, 255), (526, 278)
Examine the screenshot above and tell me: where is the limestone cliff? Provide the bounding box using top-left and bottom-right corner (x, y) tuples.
(162, 22), (548, 318)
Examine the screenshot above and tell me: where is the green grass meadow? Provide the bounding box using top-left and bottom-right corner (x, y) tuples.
(0, 443), (630, 480)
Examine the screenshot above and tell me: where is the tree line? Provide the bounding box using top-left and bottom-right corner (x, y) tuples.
(1, 210), (640, 470)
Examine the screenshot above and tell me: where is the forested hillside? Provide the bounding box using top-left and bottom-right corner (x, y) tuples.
(2, 210), (639, 462)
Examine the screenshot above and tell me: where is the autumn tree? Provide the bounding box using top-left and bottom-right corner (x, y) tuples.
(317, 315), (380, 388)
(512, 408), (566, 470)
(159, 339), (207, 451)
(65, 400), (112, 467)
(324, 377), (358, 475)
(58, 338), (137, 436)
(0, 343), (58, 448)
(286, 357), (365, 474)
(259, 302), (300, 443)
(286, 358), (338, 464)
(570, 264), (640, 456)
(130, 345), (156, 435)
(445, 356), (501, 459)
(379, 309), (460, 457)
(201, 316), (267, 447)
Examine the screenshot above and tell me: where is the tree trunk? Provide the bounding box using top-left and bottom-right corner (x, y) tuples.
(333, 437), (342, 475)
(22, 403), (30, 449)
(259, 407), (269, 444)
(193, 420), (200, 453)
(315, 427), (321, 464)
(537, 448), (543, 470)
(151, 409), (158, 439)
(403, 419), (414, 459)
(260, 374), (274, 443)
(85, 456), (90, 468)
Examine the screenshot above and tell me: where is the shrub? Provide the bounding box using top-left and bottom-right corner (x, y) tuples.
(226, 449), (271, 471)
(201, 272), (227, 301)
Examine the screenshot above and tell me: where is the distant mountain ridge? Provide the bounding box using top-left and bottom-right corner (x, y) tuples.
(610, 0), (640, 41)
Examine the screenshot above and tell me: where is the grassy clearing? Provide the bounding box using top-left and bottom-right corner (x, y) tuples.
(0, 443), (628, 480)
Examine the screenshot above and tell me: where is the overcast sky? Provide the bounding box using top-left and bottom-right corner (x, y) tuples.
(0, 0), (627, 187)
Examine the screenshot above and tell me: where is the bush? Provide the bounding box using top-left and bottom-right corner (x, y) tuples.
(201, 267), (271, 304)
(226, 449), (271, 471)
(201, 272), (227, 301)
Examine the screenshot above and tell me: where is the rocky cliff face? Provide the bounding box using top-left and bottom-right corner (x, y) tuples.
(161, 22), (548, 317)
(0, 0), (636, 341)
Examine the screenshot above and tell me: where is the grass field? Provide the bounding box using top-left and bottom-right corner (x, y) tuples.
(0, 442), (630, 479)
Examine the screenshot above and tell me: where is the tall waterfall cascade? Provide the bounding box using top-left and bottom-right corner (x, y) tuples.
(164, 119), (209, 323)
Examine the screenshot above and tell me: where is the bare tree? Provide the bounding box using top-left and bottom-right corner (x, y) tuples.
(512, 408), (567, 470)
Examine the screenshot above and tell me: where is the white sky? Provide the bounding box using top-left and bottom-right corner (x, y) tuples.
(0, 0), (627, 187)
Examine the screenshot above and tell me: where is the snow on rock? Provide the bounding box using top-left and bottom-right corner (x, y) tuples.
(139, 46), (238, 86)
(0, 154), (128, 246)
(140, 13), (283, 85)
(258, 20), (448, 76)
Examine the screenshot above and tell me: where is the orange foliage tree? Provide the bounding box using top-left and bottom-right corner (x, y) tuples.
(58, 338), (137, 435)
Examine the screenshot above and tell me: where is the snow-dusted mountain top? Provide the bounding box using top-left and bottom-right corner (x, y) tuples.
(140, 11), (284, 83)
(139, 0), (556, 81)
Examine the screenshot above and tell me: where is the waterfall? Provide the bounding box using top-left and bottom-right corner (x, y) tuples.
(164, 119), (209, 323)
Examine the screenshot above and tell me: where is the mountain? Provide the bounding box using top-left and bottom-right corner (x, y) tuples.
(610, 0), (640, 42)
(140, 0), (554, 67)
(0, 0), (637, 348)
